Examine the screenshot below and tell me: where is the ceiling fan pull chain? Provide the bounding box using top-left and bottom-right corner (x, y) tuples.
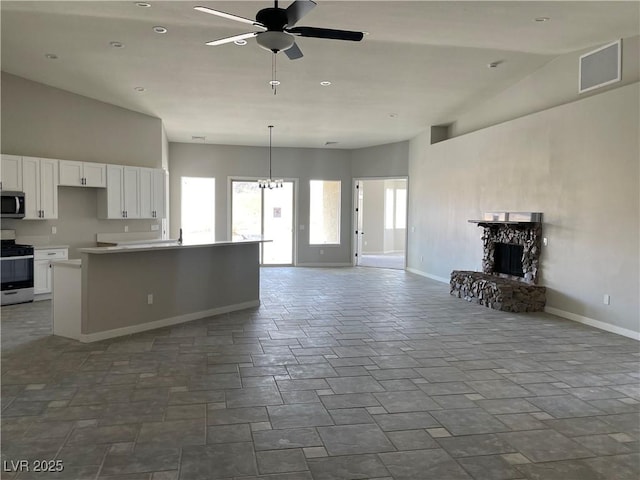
(272, 53), (277, 95)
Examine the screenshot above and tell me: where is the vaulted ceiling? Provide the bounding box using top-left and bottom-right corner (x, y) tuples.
(2, 1), (638, 148)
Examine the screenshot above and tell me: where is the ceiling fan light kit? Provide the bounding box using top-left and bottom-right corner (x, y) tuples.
(257, 31), (295, 53)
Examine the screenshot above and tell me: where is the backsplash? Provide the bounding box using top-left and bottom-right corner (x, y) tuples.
(3, 187), (162, 258)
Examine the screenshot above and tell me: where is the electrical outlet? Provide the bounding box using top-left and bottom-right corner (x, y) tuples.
(124, 225), (129, 233)
(543, 237), (548, 246)
(147, 294), (153, 305)
(51, 226), (57, 235)
(603, 294), (610, 305)
(151, 224), (159, 231)
(320, 249), (324, 255)
(300, 225), (305, 230)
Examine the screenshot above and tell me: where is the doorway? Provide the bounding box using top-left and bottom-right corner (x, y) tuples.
(231, 179), (295, 265)
(354, 178), (407, 269)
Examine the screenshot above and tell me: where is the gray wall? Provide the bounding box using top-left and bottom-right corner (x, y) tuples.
(351, 141), (409, 178)
(1, 73), (163, 166)
(451, 35), (640, 137)
(168, 143), (354, 265)
(408, 82), (639, 335)
(1, 73), (164, 256)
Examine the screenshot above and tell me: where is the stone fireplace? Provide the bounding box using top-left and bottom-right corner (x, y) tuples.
(450, 212), (546, 312)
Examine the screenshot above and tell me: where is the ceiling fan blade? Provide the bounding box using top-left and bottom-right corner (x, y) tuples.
(287, 26), (364, 41)
(194, 6), (265, 28)
(284, 41), (303, 60)
(285, 0), (317, 27)
(206, 32), (258, 46)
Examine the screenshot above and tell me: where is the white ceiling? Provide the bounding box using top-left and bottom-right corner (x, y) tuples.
(2, 1), (638, 149)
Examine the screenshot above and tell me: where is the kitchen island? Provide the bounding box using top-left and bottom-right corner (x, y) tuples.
(52, 240), (265, 342)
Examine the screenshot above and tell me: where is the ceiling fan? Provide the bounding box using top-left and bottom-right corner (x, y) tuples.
(194, 0), (364, 60)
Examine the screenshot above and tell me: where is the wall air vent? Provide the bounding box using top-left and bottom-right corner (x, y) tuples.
(579, 39), (621, 94)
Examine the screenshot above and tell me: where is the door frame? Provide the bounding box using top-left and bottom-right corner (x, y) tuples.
(352, 176), (409, 269)
(228, 176), (298, 266)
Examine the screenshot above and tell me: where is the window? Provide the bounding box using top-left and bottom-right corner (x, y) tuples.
(384, 185), (407, 230)
(385, 188), (394, 229)
(395, 188), (407, 229)
(309, 180), (341, 244)
(181, 177), (215, 243)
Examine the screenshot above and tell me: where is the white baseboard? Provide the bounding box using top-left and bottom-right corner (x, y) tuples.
(297, 263), (353, 267)
(79, 300), (260, 343)
(544, 306), (639, 341)
(407, 267), (450, 284)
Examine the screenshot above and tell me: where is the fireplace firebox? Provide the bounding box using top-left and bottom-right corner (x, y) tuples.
(494, 243), (524, 277)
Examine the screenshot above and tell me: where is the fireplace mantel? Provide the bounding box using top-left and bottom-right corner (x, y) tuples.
(468, 220), (540, 226)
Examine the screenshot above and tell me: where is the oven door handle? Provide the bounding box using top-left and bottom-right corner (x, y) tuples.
(15, 196), (20, 214)
(0, 255), (34, 261)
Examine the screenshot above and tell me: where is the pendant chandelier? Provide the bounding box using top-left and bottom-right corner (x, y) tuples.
(258, 125), (283, 189)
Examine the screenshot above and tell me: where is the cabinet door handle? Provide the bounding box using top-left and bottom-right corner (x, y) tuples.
(122, 210), (125, 218)
(42, 210), (45, 218)
(47, 252), (56, 255)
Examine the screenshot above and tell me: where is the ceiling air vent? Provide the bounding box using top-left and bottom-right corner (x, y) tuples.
(579, 39), (621, 94)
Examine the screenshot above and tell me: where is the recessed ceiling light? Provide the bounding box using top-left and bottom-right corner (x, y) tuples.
(269, 80), (281, 86)
(389, 113), (398, 118)
(136, 2), (151, 7)
(534, 17), (550, 22)
(153, 26), (167, 34)
(320, 81), (331, 86)
(324, 141), (339, 145)
(45, 53), (58, 60)
(109, 41), (124, 48)
(234, 39), (248, 46)
(134, 86), (146, 92)
(192, 136), (206, 142)
(487, 61), (503, 68)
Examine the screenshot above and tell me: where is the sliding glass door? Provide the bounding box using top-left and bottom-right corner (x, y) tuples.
(231, 180), (294, 265)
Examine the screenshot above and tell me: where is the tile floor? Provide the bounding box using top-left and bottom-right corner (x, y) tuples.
(1, 267), (639, 480)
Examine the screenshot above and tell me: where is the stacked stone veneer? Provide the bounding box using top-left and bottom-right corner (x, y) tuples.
(450, 220), (545, 312)
(450, 270), (546, 312)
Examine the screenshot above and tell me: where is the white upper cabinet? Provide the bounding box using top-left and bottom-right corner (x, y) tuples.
(59, 160), (106, 187)
(123, 167), (140, 219)
(139, 168), (166, 219)
(98, 165), (140, 219)
(1, 154), (23, 191)
(22, 157), (59, 220)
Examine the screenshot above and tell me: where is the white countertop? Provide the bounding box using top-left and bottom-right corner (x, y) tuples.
(78, 239), (269, 255)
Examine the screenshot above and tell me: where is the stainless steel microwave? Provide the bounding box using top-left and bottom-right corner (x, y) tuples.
(1, 191), (25, 219)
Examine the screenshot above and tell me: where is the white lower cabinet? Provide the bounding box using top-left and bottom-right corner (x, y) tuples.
(34, 248), (69, 298)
